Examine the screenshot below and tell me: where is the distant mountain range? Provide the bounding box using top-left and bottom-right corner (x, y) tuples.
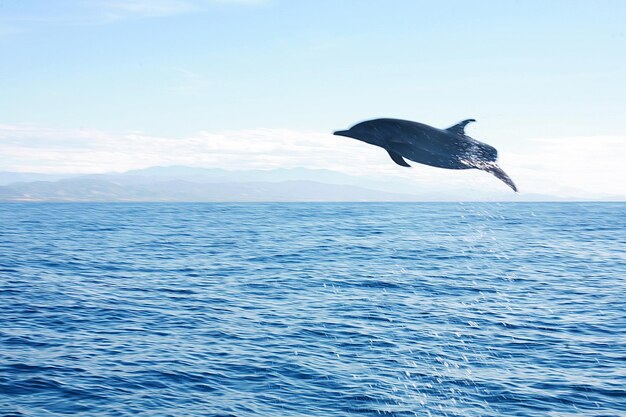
(0, 167), (419, 202)
(0, 178), (415, 202)
(0, 166), (620, 202)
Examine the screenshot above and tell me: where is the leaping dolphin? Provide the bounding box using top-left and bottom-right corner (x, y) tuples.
(334, 118), (518, 192)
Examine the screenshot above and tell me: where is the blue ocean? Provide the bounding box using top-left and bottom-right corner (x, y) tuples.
(1, 202), (624, 416)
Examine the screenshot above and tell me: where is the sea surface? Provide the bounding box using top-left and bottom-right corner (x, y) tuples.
(1, 202), (625, 416)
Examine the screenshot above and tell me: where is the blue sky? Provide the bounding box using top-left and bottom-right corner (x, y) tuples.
(1, 0), (625, 197)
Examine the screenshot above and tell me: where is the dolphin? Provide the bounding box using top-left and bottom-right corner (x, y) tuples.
(334, 118), (518, 192)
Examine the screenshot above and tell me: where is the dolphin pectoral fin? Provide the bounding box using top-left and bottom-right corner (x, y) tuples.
(483, 163), (518, 192)
(387, 150), (411, 167)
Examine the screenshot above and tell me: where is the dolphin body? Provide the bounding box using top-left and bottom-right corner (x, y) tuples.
(334, 118), (518, 192)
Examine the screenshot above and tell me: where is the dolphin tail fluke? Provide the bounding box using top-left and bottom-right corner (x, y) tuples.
(484, 163), (518, 192)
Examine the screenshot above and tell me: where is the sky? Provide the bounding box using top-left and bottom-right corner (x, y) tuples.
(1, 0), (625, 198)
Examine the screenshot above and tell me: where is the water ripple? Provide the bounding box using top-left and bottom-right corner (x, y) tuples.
(1, 202), (624, 416)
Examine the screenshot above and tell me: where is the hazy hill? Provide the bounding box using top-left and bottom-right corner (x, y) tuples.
(0, 177), (418, 202)
(0, 166), (619, 202)
(0, 171), (75, 186)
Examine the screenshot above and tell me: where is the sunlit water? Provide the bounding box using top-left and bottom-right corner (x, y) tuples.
(1, 202), (624, 416)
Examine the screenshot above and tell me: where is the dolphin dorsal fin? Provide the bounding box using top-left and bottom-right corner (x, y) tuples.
(446, 119), (476, 136)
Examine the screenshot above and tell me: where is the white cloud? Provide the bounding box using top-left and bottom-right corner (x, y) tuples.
(87, 0), (268, 21)
(0, 124), (624, 198)
(504, 136), (626, 197)
(0, 0), (268, 30)
(90, 0), (200, 20)
(0, 24), (23, 37)
(0, 124), (394, 175)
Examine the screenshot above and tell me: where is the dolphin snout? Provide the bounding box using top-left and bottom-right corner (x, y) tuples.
(333, 130), (352, 138)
